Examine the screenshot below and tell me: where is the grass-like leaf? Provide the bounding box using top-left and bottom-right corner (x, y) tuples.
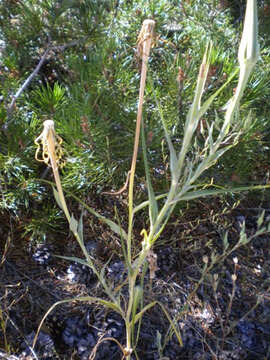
(33, 296), (123, 348)
(69, 214), (78, 234)
(69, 191), (128, 240)
(78, 209), (84, 243)
(172, 184), (270, 203)
(133, 301), (183, 347)
(155, 97), (178, 182)
(52, 187), (63, 210)
(39, 179), (128, 240)
(141, 118), (158, 228)
(178, 42), (212, 175)
(54, 254), (90, 267)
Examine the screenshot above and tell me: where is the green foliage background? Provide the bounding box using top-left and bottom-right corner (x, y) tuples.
(0, 0), (269, 240)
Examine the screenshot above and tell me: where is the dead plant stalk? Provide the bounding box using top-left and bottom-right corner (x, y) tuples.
(127, 19), (155, 263)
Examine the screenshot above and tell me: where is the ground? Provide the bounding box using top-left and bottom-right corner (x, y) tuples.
(0, 194), (269, 360)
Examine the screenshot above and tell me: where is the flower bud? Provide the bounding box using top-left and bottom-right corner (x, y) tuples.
(238, 0), (259, 67)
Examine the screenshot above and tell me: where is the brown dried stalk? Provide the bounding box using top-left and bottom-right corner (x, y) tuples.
(102, 19), (155, 197)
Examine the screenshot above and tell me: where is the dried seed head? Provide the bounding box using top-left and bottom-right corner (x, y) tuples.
(34, 120), (64, 168)
(137, 19), (155, 59)
(203, 255), (209, 264)
(177, 67), (185, 82)
(123, 347), (133, 356)
(43, 119), (54, 129)
(147, 250), (159, 279)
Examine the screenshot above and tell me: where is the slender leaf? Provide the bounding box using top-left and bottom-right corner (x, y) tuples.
(69, 214), (78, 235)
(134, 301), (157, 324)
(78, 209), (84, 243)
(223, 231), (229, 251)
(134, 301), (183, 347)
(141, 118), (158, 227)
(38, 179), (127, 239)
(68, 192), (128, 239)
(115, 207), (129, 269)
(100, 253), (114, 281)
(197, 68), (239, 119)
(177, 42), (212, 174)
(34, 296), (122, 349)
(133, 193), (168, 214)
(257, 210), (265, 228)
(54, 254), (90, 267)
(155, 97), (178, 181)
(53, 187), (63, 210)
(172, 184), (270, 203)
(156, 301), (183, 347)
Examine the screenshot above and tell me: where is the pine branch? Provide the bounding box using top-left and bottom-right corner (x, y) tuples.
(53, 37), (87, 52)
(3, 37), (87, 132)
(7, 45), (51, 120)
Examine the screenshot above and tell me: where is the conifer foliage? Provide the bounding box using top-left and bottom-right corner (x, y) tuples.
(0, 0), (269, 238)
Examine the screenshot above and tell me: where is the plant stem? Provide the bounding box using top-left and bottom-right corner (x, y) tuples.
(126, 20), (155, 359)
(127, 19), (155, 266)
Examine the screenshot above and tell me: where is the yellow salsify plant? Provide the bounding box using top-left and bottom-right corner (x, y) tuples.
(33, 120), (126, 352)
(33, 2), (266, 358)
(33, 21), (181, 359)
(35, 120), (70, 222)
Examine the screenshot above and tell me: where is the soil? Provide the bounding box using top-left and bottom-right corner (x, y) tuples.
(0, 195), (269, 360)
